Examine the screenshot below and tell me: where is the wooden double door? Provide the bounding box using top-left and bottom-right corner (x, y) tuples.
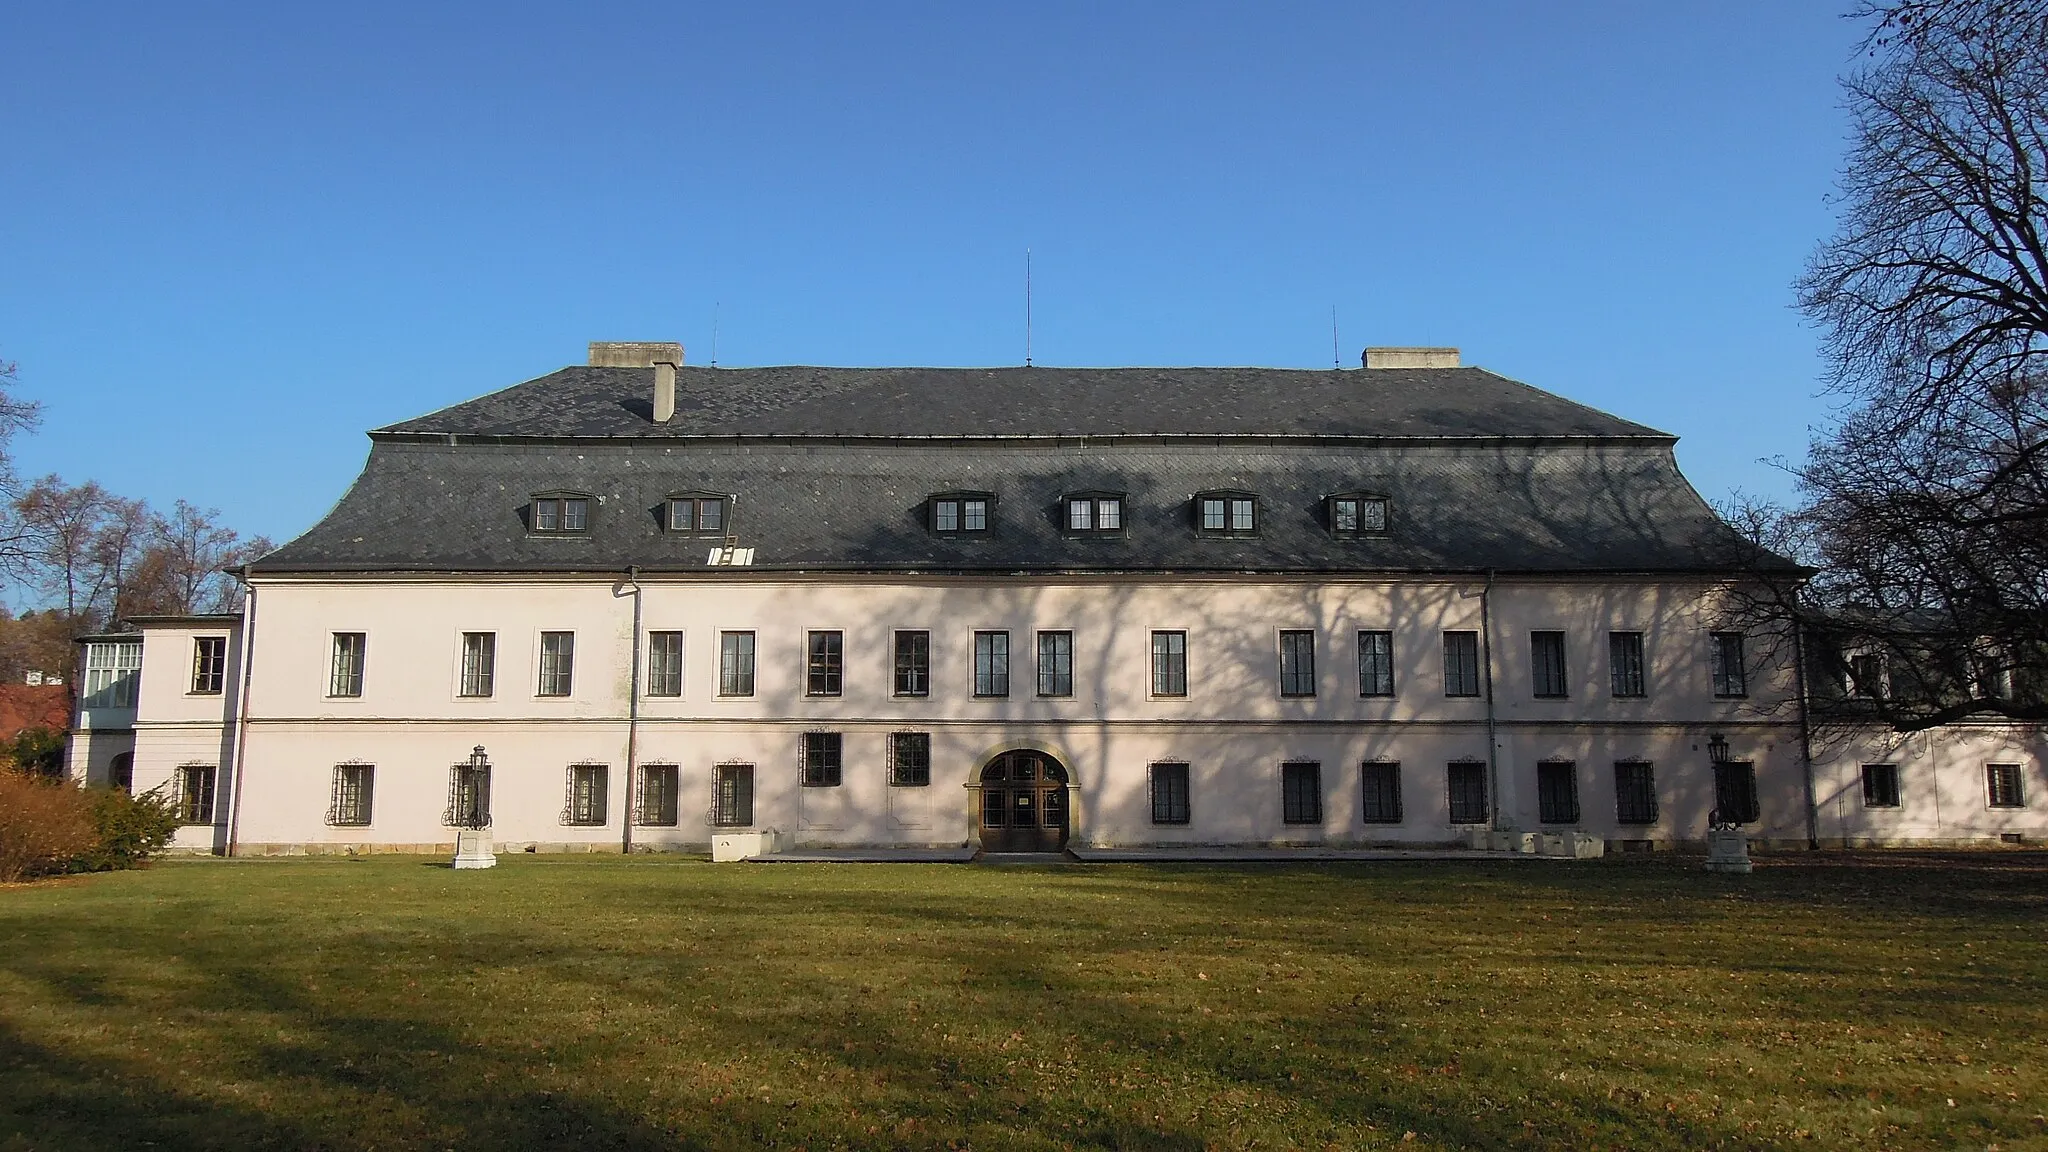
(977, 750), (1069, 853)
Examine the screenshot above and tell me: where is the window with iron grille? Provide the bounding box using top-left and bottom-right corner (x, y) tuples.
(563, 764), (608, 826)
(176, 764), (217, 826)
(1711, 632), (1749, 698)
(1987, 763), (2025, 808)
(1862, 763), (1900, 808)
(1196, 493), (1258, 534)
(637, 763), (680, 826)
(1531, 632), (1568, 698)
(329, 633), (366, 698)
(1330, 494), (1389, 535)
(191, 636), (227, 695)
(82, 640), (142, 709)
(1443, 631), (1480, 697)
(712, 763), (754, 826)
(1536, 761), (1580, 824)
(667, 495), (727, 533)
(719, 631), (755, 696)
(1609, 631), (1645, 698)
(538, 631), (575, 697)
(444, 763), (491, 829)
(1360, 761), (1402, 824)
(1064, 494), (1124, 533)
(893, 630), (930, 696)
(888, 732), (931, 786)
(530, 494), (590, 534)
(1614, 761), (1658, 825)
(459, 632), (495, 697)
(1447, 761), (1489, 825)
(1278, 630), (1316, 697)
(802, 732), (842, 787)
(1357, 630), (1395, 697)
(1151, 631), (1187, 696)
(646, 631), (683, 697)
(1037, 631), (1074, 697)
(1712, 761), (1760, 824)
(974, 631), (1009, 697)
(807, 631), (843, 696)
(1150, 762), (1191, 825)
(1281, 761), (1322, 824)
(327, 763), (374, 827)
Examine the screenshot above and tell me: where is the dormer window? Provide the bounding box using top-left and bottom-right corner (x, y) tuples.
(668, 494), (729, 534)
(1329, 493), (1390, 536)
(929, 493), (991, 534)
(1064, 493), (1124, 534)
(531, 494), (591, 534)
(1195, 492), (1257, 535)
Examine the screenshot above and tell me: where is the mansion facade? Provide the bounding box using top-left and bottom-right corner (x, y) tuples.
(65, 345), (2046, 853)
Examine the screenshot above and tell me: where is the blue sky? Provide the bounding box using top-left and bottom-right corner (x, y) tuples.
(0, 2), (1862, 548)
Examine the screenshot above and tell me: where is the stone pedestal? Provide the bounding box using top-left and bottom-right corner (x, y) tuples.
(453, 829), (497, 869)
(1704, 828), (1752, 874)
(712, 829), (781, 862)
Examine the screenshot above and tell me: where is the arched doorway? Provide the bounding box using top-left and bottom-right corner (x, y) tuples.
(109, 752), (133, 793)
(977, 750), (1069, 853)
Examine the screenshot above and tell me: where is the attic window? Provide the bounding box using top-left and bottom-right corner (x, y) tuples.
(668, 495), (728, 534)
(1330, 493), (1389, 536)
(1196, 492), (1257, 535)
(929, 493), (991, 535)
(531, 494), (591, 534)
(1064, 494), (1124, 534)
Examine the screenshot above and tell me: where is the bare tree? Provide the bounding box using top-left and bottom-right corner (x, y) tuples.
(0, 359), (45, 573)
(15, 476), (112, 619)
(135, 501), (272, 615)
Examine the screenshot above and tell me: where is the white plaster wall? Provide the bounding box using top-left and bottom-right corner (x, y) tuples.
(1811, 724), (2048, 845)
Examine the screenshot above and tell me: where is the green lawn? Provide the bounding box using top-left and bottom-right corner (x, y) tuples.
(2, 854), (2044, 1151)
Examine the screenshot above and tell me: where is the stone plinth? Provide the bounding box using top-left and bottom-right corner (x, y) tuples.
(712, 829), (781, 862)
(1704, 828), (1752, 874)
(453, 829), (497, 869)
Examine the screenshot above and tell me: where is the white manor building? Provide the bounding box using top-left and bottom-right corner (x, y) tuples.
(65, 344), (2046, 854)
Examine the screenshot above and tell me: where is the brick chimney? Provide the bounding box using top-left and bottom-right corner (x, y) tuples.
(587, 342), (684, 423)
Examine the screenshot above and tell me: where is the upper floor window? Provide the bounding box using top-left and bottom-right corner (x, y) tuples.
(1195, 492), (1258, 535)
(1151, 631), (1188, 697)
(1037, 630), (1074, 697)
(1609, 631), (1646, 698)
(1329, 493), (1390, 536)
(191, 637), (227, 695)
(894, 630), (930, 697)
(929, 493), (991, 534)
(1063, 493), (1124, 534)
(459, 632), (496, 698)
(667, 494), (728, 534)
(646, 631), (683, 697)
(1531, 631), (1568, 699)
(1443, 631), (1481, 698)
(329, 633), (366, 698)
(1279, 630), (1317, 697)
(1357, 630), (1394, 697)
(719, 631), (755, 697)
(538, 631), (575, 697)
(807, 630), (844, 696)
(82, 640), (142, 710)
(1711, 632), (1750, 698)
(530, 493), (591, 534)
(974, 631), (1010, 697)
(1845, 649), (1885, 700)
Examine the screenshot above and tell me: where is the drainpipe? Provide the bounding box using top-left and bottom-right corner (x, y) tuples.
(622, 566), (643, 855)
(225, 582), (259, 858)
(1791, 614), (1820, 850)
(1480, 568), (1500, 832)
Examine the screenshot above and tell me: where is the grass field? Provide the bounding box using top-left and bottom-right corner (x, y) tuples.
(2, 854), (2045, 1151)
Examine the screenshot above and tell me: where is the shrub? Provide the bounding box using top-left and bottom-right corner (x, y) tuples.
(75, 785), (182, 872)
(0, 768), (95, 882)
(2, 725), (67, 778)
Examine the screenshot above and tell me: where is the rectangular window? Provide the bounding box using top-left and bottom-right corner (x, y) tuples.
(533, 496), (589, 533)
(537, 631), (575, 697)
(1609, 631), (1645, 698)
(1230, 498), (1255, 531)
(1443, 631), (1480, 697)
(1447, 761), (1489, 825)
(636, 763), (680, 826)
(888, 732), (931, 786)
(1037, 630), (1074, 697)
(1334, 498), (1360, 532)
(974, 631), (1010, 697)
(565, 764), (608, 826)
(1200, 498), (1226, 530)
(807, 630), (844, 697)
(1987, 763), (2026, 808)
(1614, 761), (1659, 825)
(1150, 762), (1191, 825)
(1097, 498), (1121, 529)
(1861, 763), (1901, 808)
(459, 632), (496, 697)
(191, 636), (227, 695)
(646, 631), (683, 697)
(1360, 761), (1403, 824)
(82, 641), (143, 709)
(802, 732), (842, 787)
(893, 630), (930, 697)
(719, 631), (755, 697)
(963, 499), (987, 531)
(669, 496), (727, 532)
(177, 764), (217, 825)
(1848, 651), (1885, 699)
(1068, 499), (1093, 531)
(1278, 630), (1317, 697)
(446, 762), (491, 829)
(1531, 631), (1568, 698)
(1151, 630), (1187, 697)
(934, 499), (960, 532)
(1281, 761), (1322, 824)
(1536, 761), (1580, 824)
(1712, 632), (1749, 698)
(329, 633), (366, 698)
(1712, 761), (1760, 825)
(712, 763), (754, 826)
(328, 763), (374, 827)
(1357, 630), (1395, 697)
